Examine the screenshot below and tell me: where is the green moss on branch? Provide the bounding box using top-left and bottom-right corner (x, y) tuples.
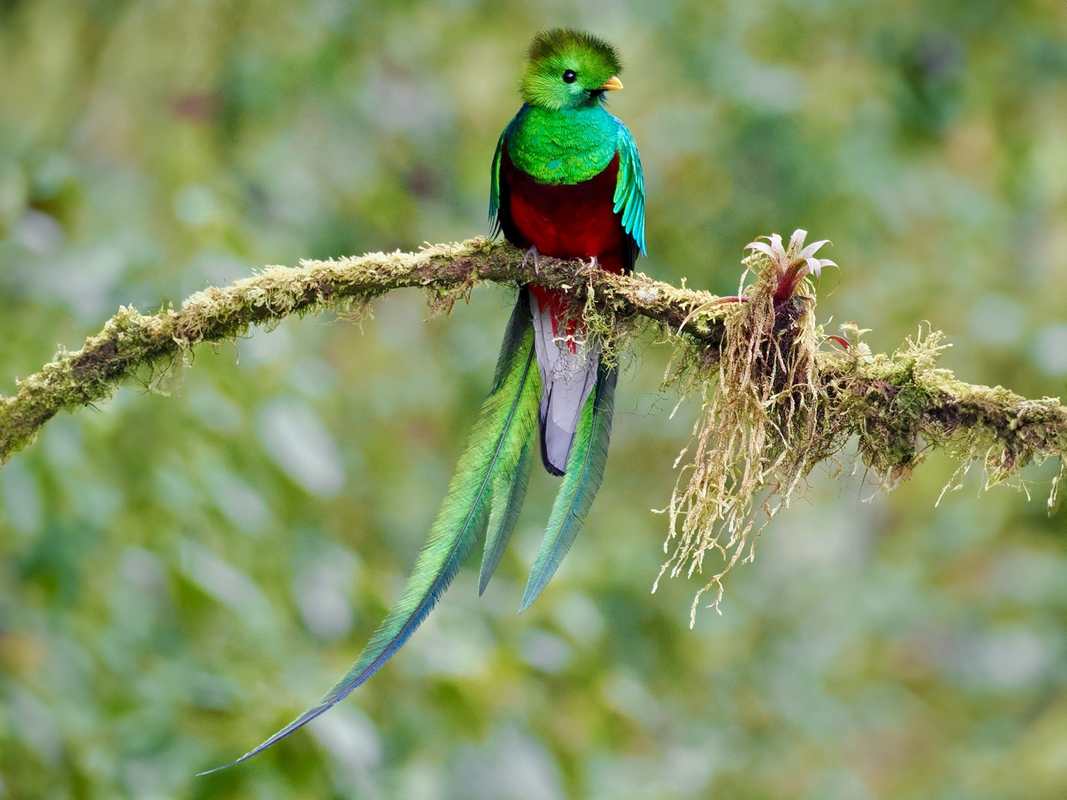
(0, 237), (727, 466)
(823, 327), (1067, 485)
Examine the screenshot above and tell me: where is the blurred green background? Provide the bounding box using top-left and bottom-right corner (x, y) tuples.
(1, 1), (1066, 797)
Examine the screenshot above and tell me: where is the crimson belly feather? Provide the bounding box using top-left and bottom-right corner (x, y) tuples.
(501, 147), (628, 338)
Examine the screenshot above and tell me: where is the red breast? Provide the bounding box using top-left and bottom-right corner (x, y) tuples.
(502, 148), (627, 276)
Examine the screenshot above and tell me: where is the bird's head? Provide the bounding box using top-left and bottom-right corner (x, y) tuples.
(520, 28), (623, 111)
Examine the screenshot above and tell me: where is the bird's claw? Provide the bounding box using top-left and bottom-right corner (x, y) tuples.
(522, 246), (542, 277)
(576, 256), (599, 276)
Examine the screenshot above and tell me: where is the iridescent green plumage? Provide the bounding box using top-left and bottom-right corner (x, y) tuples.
(521, 29), (621, 111)
(521, 365), (616, 611)
(613, 127), (646, 255)
(199, 293), (541, 775)
(479, 433), (535, 594)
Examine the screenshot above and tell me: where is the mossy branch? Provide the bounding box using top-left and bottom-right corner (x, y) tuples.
(1, 233), (1063, 611)
(0, 236), (722, 466)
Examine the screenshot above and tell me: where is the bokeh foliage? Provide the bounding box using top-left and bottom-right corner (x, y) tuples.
(1, 1), (1066, 797)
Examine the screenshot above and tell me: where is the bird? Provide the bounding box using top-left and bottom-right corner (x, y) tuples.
(198, 28), (644, 775)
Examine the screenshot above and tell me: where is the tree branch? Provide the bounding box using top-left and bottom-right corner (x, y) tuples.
(1, 235), (1064, 499)
(0, 237), (724, 465)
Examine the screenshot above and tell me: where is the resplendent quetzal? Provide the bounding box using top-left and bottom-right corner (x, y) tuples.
(201, 28), (644, 774)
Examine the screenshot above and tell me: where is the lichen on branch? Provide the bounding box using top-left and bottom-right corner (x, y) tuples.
(0, 234), (1063, 614)
(0, 237), (725, 467)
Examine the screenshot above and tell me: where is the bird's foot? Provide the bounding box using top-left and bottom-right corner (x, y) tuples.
(575, 256), (599, 276)
(522, 246), (542, 277)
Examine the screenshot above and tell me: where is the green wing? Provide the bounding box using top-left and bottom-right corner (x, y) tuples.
(489, 112), (522, 238)
(520, 364), (617, 612)
(199, 293), (540, 775)
(613, 122), (646, 256)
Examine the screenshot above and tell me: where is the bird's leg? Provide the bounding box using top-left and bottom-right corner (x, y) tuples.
(522, 245), (542, 277)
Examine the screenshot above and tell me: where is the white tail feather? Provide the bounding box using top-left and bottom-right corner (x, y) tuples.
(529, 292), (599, 475)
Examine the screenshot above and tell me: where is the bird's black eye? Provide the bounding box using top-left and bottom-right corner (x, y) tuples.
(562, 70), (577, 84)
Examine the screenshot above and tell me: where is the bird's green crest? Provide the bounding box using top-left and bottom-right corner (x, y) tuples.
(521, 28), (623, 111)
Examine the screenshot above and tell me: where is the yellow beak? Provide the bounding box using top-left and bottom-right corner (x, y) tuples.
(599, 76), (624, 91)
